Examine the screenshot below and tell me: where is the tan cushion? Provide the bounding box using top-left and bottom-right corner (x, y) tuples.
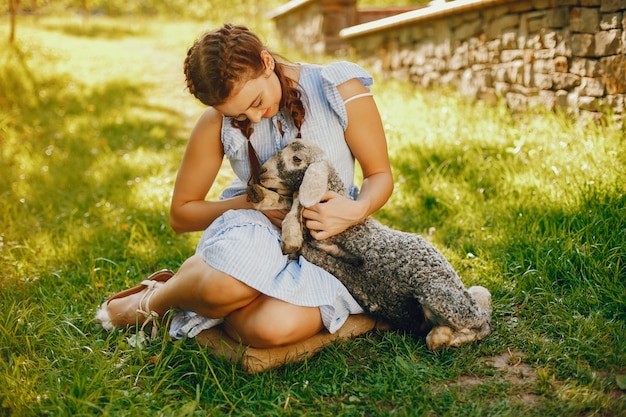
(195, 314), (389, 374)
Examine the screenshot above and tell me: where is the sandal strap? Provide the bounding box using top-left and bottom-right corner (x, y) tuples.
(137, 280), (164, 339)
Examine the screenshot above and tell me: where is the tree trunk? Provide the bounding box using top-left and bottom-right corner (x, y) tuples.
(9, 0), (17, 44)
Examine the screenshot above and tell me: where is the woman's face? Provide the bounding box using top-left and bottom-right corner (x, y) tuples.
(214, 53), (282, 124)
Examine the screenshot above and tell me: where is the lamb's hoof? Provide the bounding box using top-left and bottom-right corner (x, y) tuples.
(448, 329), (477, 347)
(426, 326), (479, 350)
(281, 241), (301, 254)
(468, 286), (492, 312)
(426, 326), (453, 350)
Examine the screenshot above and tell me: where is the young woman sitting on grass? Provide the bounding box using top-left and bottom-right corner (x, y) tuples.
(96, 23), (393, 348)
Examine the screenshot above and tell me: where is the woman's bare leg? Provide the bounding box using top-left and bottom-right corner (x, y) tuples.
(224, 296), (323, 348)
(104, 254), (323, 347)
(105, 254), (260, 327)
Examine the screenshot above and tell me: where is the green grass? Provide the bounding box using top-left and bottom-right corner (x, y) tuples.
(1, 15), (625, 417)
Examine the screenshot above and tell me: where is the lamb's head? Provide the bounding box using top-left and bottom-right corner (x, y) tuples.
(258, 140), (330, 206)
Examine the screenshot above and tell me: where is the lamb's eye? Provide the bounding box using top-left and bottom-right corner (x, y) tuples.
(292, 155), (302, 164)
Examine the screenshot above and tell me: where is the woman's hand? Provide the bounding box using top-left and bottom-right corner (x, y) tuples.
(262, 209), (289, 229)
(301, 191), (367, 240)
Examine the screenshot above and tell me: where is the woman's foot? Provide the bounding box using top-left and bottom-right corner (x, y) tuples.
(105, 290), (154, 327)
(96, 269), (174, 331)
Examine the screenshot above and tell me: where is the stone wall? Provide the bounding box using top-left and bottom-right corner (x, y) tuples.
(340, 0), (625, 122)
(268, 0), (419, 54)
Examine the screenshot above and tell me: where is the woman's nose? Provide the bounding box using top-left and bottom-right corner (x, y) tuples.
(245, 108), (264, 123)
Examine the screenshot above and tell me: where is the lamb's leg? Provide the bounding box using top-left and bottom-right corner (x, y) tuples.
(424, 286), (492, 350)
(281, 194), (304, 254)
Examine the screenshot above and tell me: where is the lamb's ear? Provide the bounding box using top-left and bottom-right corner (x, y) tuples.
(298, 161), (329, 207)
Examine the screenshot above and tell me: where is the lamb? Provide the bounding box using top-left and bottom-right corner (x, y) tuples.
(246, 140), (492, 350)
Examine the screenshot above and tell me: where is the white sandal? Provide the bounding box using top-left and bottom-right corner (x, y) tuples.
(96, 269), (174, 338)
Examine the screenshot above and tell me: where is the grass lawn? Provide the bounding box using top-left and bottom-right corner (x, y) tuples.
(1, 15), (625, 416)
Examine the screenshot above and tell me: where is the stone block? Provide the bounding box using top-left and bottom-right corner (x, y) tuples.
(600, 0), (625, 13)
(581, 0), (602, 6)
(580, 77), (606, 96)
(494, 81), (511, 96)
(487, 14), (520, 38)
(553, 72), (582, 89)
(511, 80), (536, 94)
(470, 46), (491, 65)
(578, 95), (605, 111)
(506, 92), (529, 111)
(534, 72), (554, 89)
(547, 7), (570, 28)
(601, 54), (626, 93)
(534, 49), (556, 59)
(556, 31), (573, 57)
(570, 7), (600, 33)
(524, 33), (542, 49)
(556, 89), (569, 108)
(595, 29), (622, 55)
(501, 49), (525, 62)
(571, 33), (596, 56)
(483, 4), (509, 21)
(524, 62), (533, 86)
(540, 30), (559, 49)
(507, 61), (525, 84)
(555, 55), (569, 72)
(533, 58), (554, 73)
(435, 41), (452, 59)
(487, 38), (502, 53)
(501, 31), (517, 49)
(453, 19), (484, 40)
(571, 57), (602, 76)
(605, 94), (625, 113)
(528, 14), (548, 33)
(600, 12), (622, 30)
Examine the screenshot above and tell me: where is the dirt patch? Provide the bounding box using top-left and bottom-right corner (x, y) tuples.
(487, 349), (537, 385)
(443, 349), (538, 397)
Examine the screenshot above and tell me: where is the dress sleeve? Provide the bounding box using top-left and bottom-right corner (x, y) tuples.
(321, 62), (374, 131)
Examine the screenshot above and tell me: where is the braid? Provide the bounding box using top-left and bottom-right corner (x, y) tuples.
(184, 23), (265, 107)
(275, 64), (306, 137)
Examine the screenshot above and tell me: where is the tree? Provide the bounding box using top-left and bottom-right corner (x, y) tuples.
(9, 0), (18, 43)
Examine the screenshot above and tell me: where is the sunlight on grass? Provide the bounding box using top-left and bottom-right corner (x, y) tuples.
(1, 15), (625, 417)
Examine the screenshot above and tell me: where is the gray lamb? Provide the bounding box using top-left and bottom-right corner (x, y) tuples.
(247, 140), (492, 349)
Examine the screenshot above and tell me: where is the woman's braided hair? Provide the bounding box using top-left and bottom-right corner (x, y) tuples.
(183, 24), (306, 183)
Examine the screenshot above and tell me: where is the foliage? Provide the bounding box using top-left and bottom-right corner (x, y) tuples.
(0, 0), (284, 20)
(1, 16), (625, 417)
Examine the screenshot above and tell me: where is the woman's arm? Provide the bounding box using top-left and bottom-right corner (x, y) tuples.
(302, 78), (394, 240)
(169, 108), (253, 234)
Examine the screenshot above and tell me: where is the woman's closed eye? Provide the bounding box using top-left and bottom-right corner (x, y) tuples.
(232, 98), (264, 121)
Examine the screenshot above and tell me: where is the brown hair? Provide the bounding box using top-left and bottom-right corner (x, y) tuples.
(184, 24), (306, 184)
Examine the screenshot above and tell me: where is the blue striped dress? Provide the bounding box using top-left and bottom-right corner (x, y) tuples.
(169, 62), (372, 339)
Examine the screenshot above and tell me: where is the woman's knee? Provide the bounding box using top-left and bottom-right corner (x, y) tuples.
(225, 298), (323, 348)
(176, 254), (259, 316)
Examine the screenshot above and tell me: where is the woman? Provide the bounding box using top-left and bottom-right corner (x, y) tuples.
(96, 23), (393, 348)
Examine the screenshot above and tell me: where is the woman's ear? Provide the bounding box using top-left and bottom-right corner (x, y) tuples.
(298, 161), (329, 207)
(261, 50), (274, 75)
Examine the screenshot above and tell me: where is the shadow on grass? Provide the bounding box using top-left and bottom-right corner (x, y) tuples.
(1, 41), (194, 293)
